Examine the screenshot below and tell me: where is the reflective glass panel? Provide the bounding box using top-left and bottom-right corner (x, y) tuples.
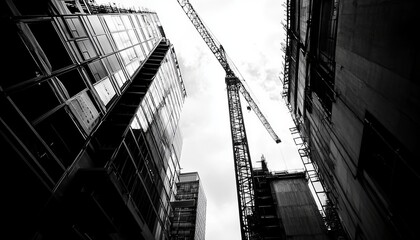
(94, 77), (116, 106)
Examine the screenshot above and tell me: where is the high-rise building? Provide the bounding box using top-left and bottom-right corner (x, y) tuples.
(1, 1), (186, 239)
(170, 172), (207, 240)
(281, 0), (419, 239)
(253, 158), (330, 240)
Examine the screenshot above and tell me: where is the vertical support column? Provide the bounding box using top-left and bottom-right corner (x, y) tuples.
(226, 76), (256, 240)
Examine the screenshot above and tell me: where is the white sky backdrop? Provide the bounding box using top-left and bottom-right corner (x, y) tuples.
(96, 0), (304, 239)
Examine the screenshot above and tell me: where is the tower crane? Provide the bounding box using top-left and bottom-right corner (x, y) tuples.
(176, 1), (281, 239)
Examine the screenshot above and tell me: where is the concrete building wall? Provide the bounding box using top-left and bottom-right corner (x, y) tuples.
(332, 1), (419, 239)
(271, 176), (330, 240)
(335, 1), (420, 156)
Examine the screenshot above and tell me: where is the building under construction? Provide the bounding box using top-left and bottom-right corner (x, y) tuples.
(253, 158), (330, 240)
(170, 172), (207, 240)
(281, 0), (419, 239)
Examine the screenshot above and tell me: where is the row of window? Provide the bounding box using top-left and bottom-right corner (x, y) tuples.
(5, 10), (165, 184)
(114, 49), (185, 240)
(3, 2), (184, 239)
(132, 55), (185, 192)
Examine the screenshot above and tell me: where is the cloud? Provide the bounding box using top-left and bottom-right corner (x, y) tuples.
(206, 201), (241, 239)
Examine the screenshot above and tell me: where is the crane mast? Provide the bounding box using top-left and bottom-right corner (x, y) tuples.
(176, 1), (281, 239)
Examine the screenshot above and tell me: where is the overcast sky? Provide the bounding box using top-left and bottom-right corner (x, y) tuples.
(96, 0), (304, 239)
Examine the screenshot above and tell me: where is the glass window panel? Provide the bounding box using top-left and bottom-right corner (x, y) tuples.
(161, 108), (170, 129)
(125, 62), (134, 76)
(142, 41), (151, 55)
(68, 41), (83, 62)
(131, 15), (141, 30)
(68, 91), (100, 134)
(114, 70), (128, 88)
(151, 84), (160, 105)
(122, 15), (132, 29)
(11, 80), (60, 121)
(29, 21), (73, 70)
(136, 28), (146, 43)
(149, 22), (159, 39)
(101, 55), (113, 74)
(141, 101), (152, 123)
(96, 35), (113, 54)
(113, 16), (125, 31)
(128, 29), (139, 44)
(106, 54), (122, 72)
(65, 17), (87, 38)
(87, 15), (105, 35)
(131, 117), (141, 130)
(137, 15), (145, 28)
(144, 28), (152, 40)
(121, 31), (132, 48)
(112, 31), (131, 50)
(119, 49), (129, 65)
(103, 15), (116, 32)
(120, 47), (137, 65)
(36, 107), (85, 167)
(12, 0), (50, 15)
(126, 61), (140, 77)
(3, 23), (41, 86)
(127, 48), (137, 63)
(136, 110), (148, 131)
(145, 95), (155, 115)
(134, 45), (145, 61)
(148, 40), (154, 50)
(56, 69), (87, 98)
(76, 39), (97, 60)
(142, 15), (151, 27)
(88, 60), (107, 82)
(111, 33), (123, 50)
(94, 77), (116, 106)
(102, 54), (121, 75)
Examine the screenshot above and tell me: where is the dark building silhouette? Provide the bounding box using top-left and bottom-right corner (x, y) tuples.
(1, 1), (186, 239)
(170, 172), (207, 240)
(253, 157), (330, 240)
(281, 0), (419, 239)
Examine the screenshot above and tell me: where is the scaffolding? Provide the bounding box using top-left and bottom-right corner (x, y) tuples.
(280, 0), (291, 102)
(280, 0), (347, 239)
(280, 0), (324, 219)
(289, 117), (328, 218)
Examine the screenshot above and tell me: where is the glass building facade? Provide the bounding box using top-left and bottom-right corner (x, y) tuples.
(170, 172), (207, 240)
(1, 1), (186, 239)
